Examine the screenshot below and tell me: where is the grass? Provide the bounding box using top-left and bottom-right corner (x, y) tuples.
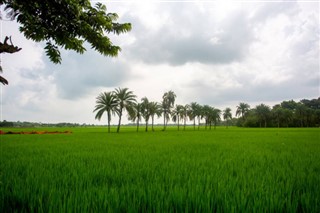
(0, 127), (319, 212)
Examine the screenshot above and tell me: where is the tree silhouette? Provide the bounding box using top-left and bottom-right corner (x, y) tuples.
(93, 92), (117, 133)
(114, 88), (136, 133)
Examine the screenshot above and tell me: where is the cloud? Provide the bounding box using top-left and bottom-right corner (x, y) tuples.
(46, 48), (132, 99)
(123, 3), (253, 65)
(1, 1), (319, 124)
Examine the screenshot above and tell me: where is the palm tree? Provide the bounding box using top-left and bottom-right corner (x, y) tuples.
(188, 102), (200, 130)
(162, 90), (176, 131)
(93, 92), (117, 133)
(172, 104), (184, 131)
(196, 104), (203, 130)
(128, 102), (142, 132)
(212, 108), (221, 129)
(223, 107), (232, 128)
(202, 105), (212, 130)
(141, 97), (151, 132)
(114, 87), (137, 133)
(149, 101), (161, 131)
(181, 104), (189, 130)
(236, 102), (250, 126)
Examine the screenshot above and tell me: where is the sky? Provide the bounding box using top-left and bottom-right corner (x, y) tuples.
(0, 0), (319, 125)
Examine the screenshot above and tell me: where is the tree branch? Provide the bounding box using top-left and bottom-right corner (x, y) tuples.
(0, 75), (9, 85)
(0, 36), (22, 54)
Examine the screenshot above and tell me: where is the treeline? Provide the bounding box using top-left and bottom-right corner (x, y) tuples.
(0, 121), (91, 128)
(94, 87), (320, 132)
(237, 98), (320, 127)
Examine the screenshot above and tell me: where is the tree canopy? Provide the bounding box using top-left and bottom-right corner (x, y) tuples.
(0, 0), (131, 84)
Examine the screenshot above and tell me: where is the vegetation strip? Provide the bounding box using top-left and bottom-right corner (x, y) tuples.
(0, 130), (72, 135)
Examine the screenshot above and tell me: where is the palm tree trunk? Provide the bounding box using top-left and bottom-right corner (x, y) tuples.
(151, 116), (155, 131)
(184, 118), (186, 130)
(117, 109), (122, 133)
(193, 119), (196, 130)
(136, 119), (139, 132)
(145, 120), (148, 132)
(163, 112), (166, 131)
(107, 111), (111, 133)
(177, 116), (180, 131)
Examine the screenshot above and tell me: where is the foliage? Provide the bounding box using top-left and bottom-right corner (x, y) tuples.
(93, 87), (320, 130)
(0, 0), (131, 84)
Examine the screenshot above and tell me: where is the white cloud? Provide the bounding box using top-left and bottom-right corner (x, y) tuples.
(1, 1), (319, 124)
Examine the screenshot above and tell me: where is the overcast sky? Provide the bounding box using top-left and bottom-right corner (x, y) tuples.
(1, 1), (319, 124)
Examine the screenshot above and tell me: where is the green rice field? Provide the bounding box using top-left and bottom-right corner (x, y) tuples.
(0, 127), (319, 212)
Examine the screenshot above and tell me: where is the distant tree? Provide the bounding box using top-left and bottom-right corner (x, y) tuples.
(223, 107), (232, 128)
(212, 108), (221, 130)
(236, 102), (250, 126)
(255, 104), (271, 127)
(272, 105), (285, 128)
(181, 104), (189, 130)
(114, 88), (136, 133)
(141, 97), (151, 132)
(172, 104), (184, 131)
(128, 102), (142, 132)
(0, 0), (131, 85)
(281, 100), (297, 110)
(188, 102), (200, 130)
(201, 105), (212, 130)
(149, 101), (162, 131)
(295, 103), (307, 127)
(162, 90), (176, 131)
(283, 108), (293, 127)
(93, 92), (117, 133)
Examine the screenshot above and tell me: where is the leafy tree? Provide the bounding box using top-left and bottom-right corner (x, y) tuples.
(295, 103), (307, 127)
(162, 90), (176, 131)
(0, 0), (131, 84)
(255, 104), (271, 128)
(272, 105), (285, 128)
(223, 107), (232, 128)
(93, 92), (117, 133)
(283, 108), (293, 127)
(281, 100), (297, 110)
(114, 88), (136, 133)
